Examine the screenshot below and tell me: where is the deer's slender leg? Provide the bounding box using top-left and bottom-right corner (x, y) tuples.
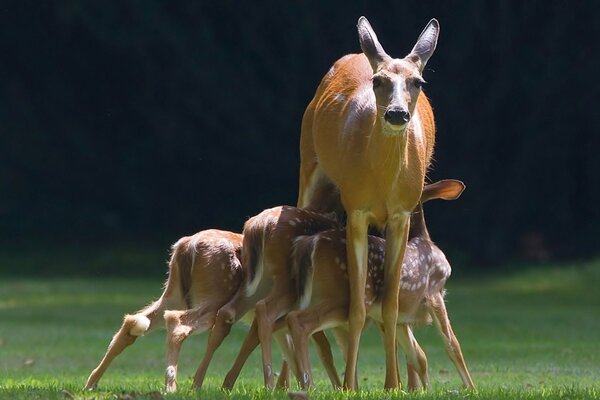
(407, 363), (421, 391)
(190, 304), (239, 389)
(381, 215), (410, 389)
(84, 298), (167, 390)
(255, 286), (296, 389)
(164, 308), (216, 392)
(429, 292), (476, 390)
(343, 210), (369, 390)
(288, 305), (347, 390)
(312, 330), (342, 388)
(275, 360), (291, 390)
(273, 330), (297, 390)
(396, 324), (429, 391)
(222, 318), (260, 390)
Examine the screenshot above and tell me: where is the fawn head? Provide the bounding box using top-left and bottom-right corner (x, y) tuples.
(357, 17), (439, 135)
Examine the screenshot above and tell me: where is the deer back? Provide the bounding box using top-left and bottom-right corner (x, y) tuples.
(169, 229), (244, 310)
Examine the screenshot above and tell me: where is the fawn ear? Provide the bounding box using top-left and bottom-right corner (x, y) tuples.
(421, 179), (465, 203)
(357, 16), (390, 72)
(407, 18), (439, 71)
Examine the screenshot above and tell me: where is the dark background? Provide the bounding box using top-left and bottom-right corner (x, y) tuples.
(1, 1), (598, 273)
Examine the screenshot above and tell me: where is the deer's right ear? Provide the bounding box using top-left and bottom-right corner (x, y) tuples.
(421, 179), (465, 203)
(357, 16), (389, 72)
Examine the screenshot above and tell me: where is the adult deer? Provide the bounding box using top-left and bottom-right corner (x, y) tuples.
(288, 180), (475, 390)
(84, 230), (244, 391)
(297, 17), (440, 389)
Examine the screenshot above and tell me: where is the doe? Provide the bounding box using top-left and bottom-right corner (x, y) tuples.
(297, 16), (441, 389)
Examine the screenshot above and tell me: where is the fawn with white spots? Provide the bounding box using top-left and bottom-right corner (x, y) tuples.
(84, 229), (244, 391)
(191, 206), (341, 391)
(297, 16), (440, 389)
(287, 180), (476, 391)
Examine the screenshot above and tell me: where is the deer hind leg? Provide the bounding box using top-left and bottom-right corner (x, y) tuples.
(332, 318), (359, 388)
(343, 211), (369, 390)
(275, 360), (291, 390)
(273, 324), (299, 390)
(311, 330), (342, 389)
(381, 215), (410, 389)
(84, 297), (169, 390)
(255, 286), (296, 389)
(396, 324), (429, 391)
(188, 303), (241, 390)
(429, 292), (476, 390)
(222, 318), (259, 390)
(163, 307), (217, 392)
(288, 305), (347, 390)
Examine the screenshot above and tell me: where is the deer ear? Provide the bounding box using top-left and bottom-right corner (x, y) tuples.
(408, 18), (439, 71)
(357, 16), (390, 72)
(421, 179), (465, 203)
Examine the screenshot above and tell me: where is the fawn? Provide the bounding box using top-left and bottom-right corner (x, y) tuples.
(287, 180), (475, 390)
(84, 229), (244, 391)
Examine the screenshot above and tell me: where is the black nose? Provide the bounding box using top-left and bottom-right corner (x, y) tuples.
(384, 109), (410, 125)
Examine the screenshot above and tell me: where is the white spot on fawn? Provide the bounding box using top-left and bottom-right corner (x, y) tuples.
(289, 220), (296, 226)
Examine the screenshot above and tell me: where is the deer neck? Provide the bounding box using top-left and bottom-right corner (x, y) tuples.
(367, 112), (423, 194)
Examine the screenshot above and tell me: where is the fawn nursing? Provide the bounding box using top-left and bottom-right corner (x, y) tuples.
(288, 180), (475, 390)
(84, 230), (244, 391)
(85, 16), (475, 393)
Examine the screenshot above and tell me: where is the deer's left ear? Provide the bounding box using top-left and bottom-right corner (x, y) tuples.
(421, 179), (465, 203)
(408, 19), (439, 71)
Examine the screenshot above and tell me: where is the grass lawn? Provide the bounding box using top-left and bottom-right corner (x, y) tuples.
(1, 259), (599, 399)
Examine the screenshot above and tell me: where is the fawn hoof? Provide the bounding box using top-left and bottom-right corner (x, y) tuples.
(222, 373), (235, 391)
(165, 365), (177, 393)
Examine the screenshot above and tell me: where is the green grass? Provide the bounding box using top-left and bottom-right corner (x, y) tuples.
(1, 260), (599, 399)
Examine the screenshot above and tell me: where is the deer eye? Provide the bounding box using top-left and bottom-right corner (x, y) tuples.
(372, 76), (383, 88)
(412, 79), (425, 89)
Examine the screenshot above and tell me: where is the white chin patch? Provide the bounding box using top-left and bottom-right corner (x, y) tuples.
(383, 122), (407, 136)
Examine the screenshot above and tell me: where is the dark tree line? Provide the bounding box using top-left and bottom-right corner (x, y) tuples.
(0, 1), (598, 268)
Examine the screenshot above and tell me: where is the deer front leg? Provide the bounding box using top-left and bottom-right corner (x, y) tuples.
(273, 327), (299, 390)
(222, 318), (260, 390)
(164, 308), (216, 392)
(275, 360), (291, 390)
(191, 306), (235, 389)
(396, 324), (429, 391)
(255, 287), (296, 389)
(288, 305), (348, 390)
(311, 331), (342, 389)
(429, 292), (476, 390)
(84, 299), (165, 390)
(382, 214), (410, 389)
(332, 326), (359, 389)
(343, 210), (369, 390)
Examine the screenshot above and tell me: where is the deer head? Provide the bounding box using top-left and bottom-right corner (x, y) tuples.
(357, 17), (439, 135)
